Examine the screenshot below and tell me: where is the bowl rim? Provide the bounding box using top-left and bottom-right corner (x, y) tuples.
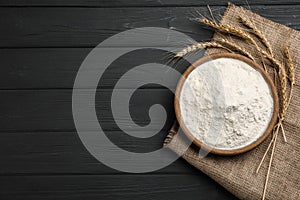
(174, 52), (279, 156)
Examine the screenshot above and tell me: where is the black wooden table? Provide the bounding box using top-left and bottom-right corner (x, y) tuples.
(0, 1), (299, 199)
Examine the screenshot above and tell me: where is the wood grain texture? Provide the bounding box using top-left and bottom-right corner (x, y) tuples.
(0, 6), (299, 48)
(0, 7), (215, 48)
(0, 175), (237, 200)
(0, 89), (176, 132)
(0, 0), (298, 7)
(0, 48), (191, 89)
(0, 131), (202, 174)
(1, 2), (296, 200)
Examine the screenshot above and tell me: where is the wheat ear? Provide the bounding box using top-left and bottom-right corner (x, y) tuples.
(284, 46), (295, 107)
(175, 42), (232, 58)
(278, 68), (288, 122)
(200, 18), (258, 46)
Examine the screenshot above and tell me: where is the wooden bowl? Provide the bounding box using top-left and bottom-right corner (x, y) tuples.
(174, 53), (279, 156)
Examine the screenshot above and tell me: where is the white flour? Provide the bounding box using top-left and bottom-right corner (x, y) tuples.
(180, 58), (274, 150)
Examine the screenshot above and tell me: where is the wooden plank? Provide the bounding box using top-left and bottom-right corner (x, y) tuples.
(0, 0), (297, 7)
(0, 6), (300, 48)
(0, 48), (192, 89)
(0, 131), (202, 174)
(0, 174), (237, 200)
(0, 89), (176, 132)
(0, 7), (215, 48)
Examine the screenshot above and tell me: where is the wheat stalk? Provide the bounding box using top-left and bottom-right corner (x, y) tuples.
(239, 16), (273, 56)
(262, 124), (279, 200)
(217, 38), (255, 60)
(259, 49), (280, 70)
(238, 16), (272, 71)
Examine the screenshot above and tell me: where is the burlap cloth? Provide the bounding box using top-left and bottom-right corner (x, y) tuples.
(164, 3), (300, 200)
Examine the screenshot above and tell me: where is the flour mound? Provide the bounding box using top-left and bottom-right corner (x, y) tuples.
(180, 58), (274, 150)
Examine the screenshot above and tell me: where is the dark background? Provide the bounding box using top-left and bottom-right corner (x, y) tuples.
(0, 1), (299, 199)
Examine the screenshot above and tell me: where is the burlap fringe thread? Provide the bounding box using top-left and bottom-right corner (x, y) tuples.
(174, 4), (296, 200)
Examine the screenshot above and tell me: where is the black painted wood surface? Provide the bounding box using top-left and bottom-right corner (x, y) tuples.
(0, 1), (298, 200)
